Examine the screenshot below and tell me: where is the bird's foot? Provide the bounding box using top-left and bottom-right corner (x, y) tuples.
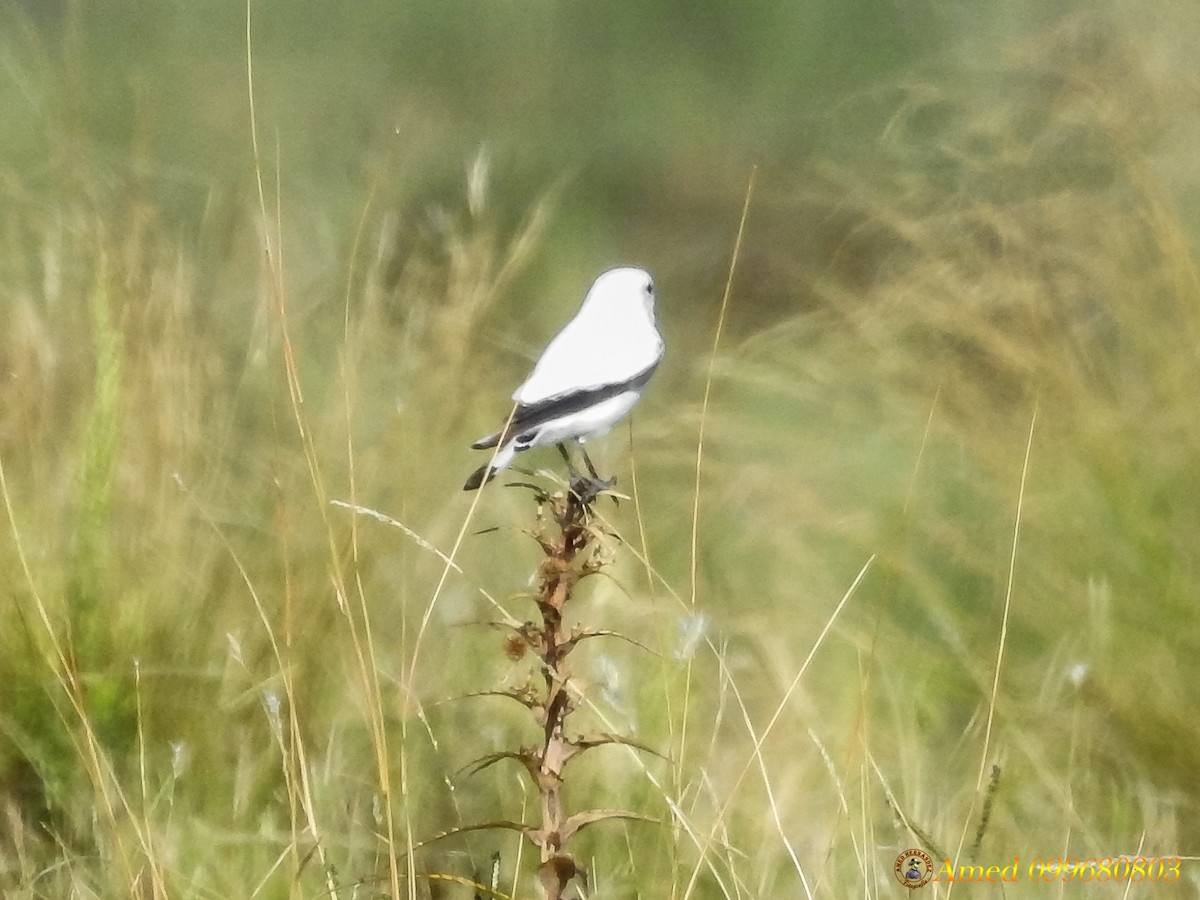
(568, 472), (616, 506)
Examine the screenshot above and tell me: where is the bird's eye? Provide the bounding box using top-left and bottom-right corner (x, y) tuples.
(645, 281), (654, 295)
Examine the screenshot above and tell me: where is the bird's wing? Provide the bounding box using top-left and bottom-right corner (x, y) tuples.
(513, 306), (662, 406)
(470, 361), (660, 450)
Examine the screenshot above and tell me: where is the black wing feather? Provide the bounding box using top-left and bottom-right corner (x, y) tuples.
(469, 362), (659, 451)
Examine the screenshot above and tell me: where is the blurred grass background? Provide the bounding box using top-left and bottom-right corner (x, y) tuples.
(3, 0), (1200, 896)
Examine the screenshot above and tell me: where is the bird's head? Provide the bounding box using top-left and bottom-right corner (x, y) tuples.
(589, 266), (656, 321)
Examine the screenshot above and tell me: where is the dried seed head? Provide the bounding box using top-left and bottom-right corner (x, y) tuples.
(504, 632), (528, 661)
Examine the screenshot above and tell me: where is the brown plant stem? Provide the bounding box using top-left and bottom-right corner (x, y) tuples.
(456, 484), (649, 898)
(526, 487), (604, 899)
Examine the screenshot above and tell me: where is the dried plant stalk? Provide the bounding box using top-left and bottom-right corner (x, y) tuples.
(457, 482), (654, 898)
(528, 487), (603, 899)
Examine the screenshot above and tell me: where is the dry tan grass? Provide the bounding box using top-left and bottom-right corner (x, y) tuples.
(3, 3), (1200, 898)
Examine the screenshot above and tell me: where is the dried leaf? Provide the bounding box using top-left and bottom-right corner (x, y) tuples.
(568, 732), (666, 760)
(414, 819), (536, 851)
(459, 748), (539, 779)
(560, 808), (657, 842)
(564, 627), (660, 657)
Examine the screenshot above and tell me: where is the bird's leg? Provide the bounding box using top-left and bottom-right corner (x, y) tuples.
(571, 446), (615, 505)
(581, 447), (615, 491)
(557, 443), (586, 492)
(556, 443), (581, 480)
(554, 443), (614, 504)
(580, 448), (602, 480)
(559, 444), (591, 503)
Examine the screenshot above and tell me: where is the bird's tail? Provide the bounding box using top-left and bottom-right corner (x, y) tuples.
(470, 430), (501, 451)
(462, 442), (516, 491)
(462, 463), (494, 491)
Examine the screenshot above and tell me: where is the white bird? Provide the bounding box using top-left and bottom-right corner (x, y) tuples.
(464, 266), (663, 491)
